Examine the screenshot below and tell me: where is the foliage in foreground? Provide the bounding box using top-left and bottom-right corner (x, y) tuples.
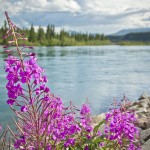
(0, 12), (141, 150)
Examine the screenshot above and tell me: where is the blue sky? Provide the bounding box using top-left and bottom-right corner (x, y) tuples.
(0, 0), (150, 34)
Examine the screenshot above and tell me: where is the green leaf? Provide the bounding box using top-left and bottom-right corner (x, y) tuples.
(93, 137), (105, 143)
(93, 120), (105, 135)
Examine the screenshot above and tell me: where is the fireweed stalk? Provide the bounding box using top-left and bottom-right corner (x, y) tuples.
(2, 11), (141, 150)
(104, 96), (141, 150)
(3, 12), (94, 149)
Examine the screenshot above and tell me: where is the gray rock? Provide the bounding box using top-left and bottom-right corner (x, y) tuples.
(133, 107), (148, 114)
(142, 139), (150, 150)
(139, 92), (149, 100)
(128, 99), (150, 113)
(128, 105), (139, 111)
(92, 113), (105, 124)
(140, 100), (150, 108)
(127, 96), (150, 130)
(137, 117), (150, 130)
(91, 113), (106, 134)
(140, 128), (150, 142)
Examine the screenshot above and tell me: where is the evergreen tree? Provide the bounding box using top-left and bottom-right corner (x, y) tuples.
(2, 20), (8, 45)
(28, 24), (36, 42)
(46, 24), (55, 41)
(46, 25), (51, 40)
(60, 29), (65, 41)
(100, 34), (105, 40)
(51, 24), (55, 38)
(95, 34), (100, 40)
(0, 20), (109, 45)
(0, 27), (3, 44)
(37, 26), (45, 41)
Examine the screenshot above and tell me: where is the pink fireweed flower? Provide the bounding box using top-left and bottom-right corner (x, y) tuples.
(105, 107), (140, 149)
(7, 99), (15, 105)
(0, 125), (2, 131)
(28, 52), (35, 56)
(21, 106), (28, 112)
(8, 40), (15, 44)
(80, 104), (91, 116)
(17, 37), (28, 40)
(14, 137), (26, 149)
(3, 46), (9, 48)
(80, 104), (93, 133)
(4, 49), (13, 53)
(64, 138), (75, 147)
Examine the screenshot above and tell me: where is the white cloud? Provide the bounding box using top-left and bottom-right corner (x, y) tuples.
(0, 0), (81, 27)
(0, 0), (150, 33)
(125, 12), (150, 28)
(82, 0), (150, 15)
(1, 0), (81, 15)
(76, 0), (150, 33)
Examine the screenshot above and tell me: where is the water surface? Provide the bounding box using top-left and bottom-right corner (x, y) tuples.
(0, 46), (150, 127)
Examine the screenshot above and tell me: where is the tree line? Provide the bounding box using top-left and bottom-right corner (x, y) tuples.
(0, 21), (109, 46)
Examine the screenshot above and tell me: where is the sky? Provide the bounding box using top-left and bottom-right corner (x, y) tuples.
(0, 0), (150, 34)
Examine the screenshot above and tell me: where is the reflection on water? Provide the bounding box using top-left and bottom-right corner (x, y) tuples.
(60, 49), (67, 57)
(0, 45), (150, 127)
(46, 48), (56, 57)
(32, 46), (107, 57)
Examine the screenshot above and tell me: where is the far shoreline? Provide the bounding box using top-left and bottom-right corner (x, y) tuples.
(1, 42), (150, 47)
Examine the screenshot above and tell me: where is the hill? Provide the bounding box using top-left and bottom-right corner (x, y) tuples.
(107, 31), (150, 43)
(111, 28), (150, 36)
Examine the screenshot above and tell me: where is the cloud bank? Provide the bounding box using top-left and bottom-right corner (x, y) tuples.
(0, 0), (150, 34)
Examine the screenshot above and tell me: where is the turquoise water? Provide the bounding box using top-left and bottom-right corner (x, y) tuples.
(0, 45), (150, 127)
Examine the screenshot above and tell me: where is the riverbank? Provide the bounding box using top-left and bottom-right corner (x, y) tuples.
(0, 38), (111, 47)
(118, 41), (150, 46)
(1, 40), (150, 46)
(128, 92), (150, 149)
(92, 92), (150, 150)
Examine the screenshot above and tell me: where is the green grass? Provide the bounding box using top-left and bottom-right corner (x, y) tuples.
(1, 39), (150, 46)
(118, 41), (150, 46)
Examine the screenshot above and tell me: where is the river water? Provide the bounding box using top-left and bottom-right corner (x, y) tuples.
(0, 45), (150, 127)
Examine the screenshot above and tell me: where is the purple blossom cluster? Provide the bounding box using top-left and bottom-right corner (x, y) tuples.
(80, 104), (93, 133)
(5, 53), (93, 149)
(105, 108), (141, 149)
(2, 11), (94, 149)
(5, 55), (48, 109)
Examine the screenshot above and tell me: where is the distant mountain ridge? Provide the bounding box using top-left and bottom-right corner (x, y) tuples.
(106, 28), (150, 42)
(111, 28), (150, 36)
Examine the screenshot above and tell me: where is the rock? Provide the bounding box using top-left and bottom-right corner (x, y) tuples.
(140, 128), (150, 149)
(139, 92), (149, 100)
(142, 139), (150, 150)
(137, 117), (150, 130)
(92, 113), (105, 124)
(91, 113), (105, 133)
(128, 99), (149, 112)
(140, 128), (150, 143)
(127, 95), (150, 130)
(140, 99), (150, 108)
(135, 108), (149, 116)
(128, 105), (139, 111)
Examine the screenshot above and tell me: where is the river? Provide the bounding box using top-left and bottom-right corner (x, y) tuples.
(0, 45), (150, 127)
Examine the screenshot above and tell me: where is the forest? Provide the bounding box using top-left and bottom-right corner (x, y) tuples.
(0, 21), (110, 46)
